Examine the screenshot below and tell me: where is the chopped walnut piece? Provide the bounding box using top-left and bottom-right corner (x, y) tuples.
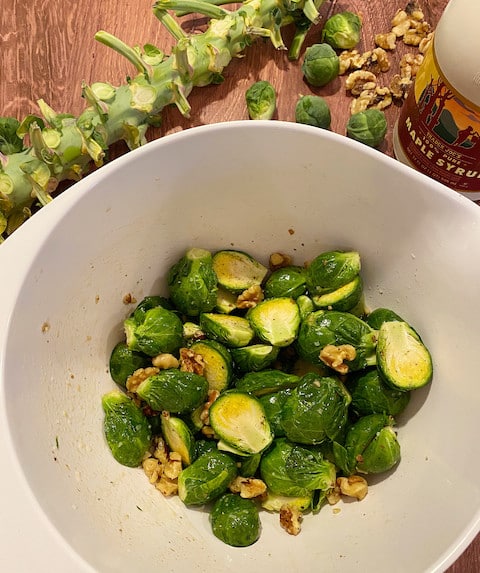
(236, 284), (264, 309)
(153, 436), (170, 464)
(126, 366), (159, 393)
(350, 86), (392, 115)
(199, 389), (220, 426)
(400, 53), (424, 80)
(155, 476), (179, 496)
(319, 344), (356, 374)
(142, 437), (181, 497)
(152, 353), (179, 370)
(269, 252), (293, 270)
(279, 504), (303, 536)
(338, 49), (359, 75)
(326, 486), (342, 505)
(389, 74), (412, 100)
(337, 475), (368, 501)
(363, 48), (391, 74)
(179, 347), (205, 375)
(229, 476), (267, 499)
(375, 32), (397, 51)
(345, 70), (377, 96)
(419, 32), (434, 54)
(163, 453), (182, 480)
(143, 457), (161, 484)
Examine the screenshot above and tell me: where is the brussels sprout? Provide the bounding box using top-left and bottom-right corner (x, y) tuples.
(347, 109), (387, 148)
(210, 493), (261, 547)
(350, 368), (410, 417)
(109, 342), (149, 387)
(200, 313), (255, 348)
(321, 11), (362, 50)
(136, 370), (209, 414)
(306, 250), (361, 295)
(296, 310), (377, 372)
(296, 294), (314, 320)
(261, 492), (312, 513)
(212, 250), (268, 294)
(239, 453), (262, 477)
(178, 450), (237, 505)
(247, 297), (301, 347)
(302, 43), (339, 87)
(365, 307), (404, 330)
(334, 413), (401, 475)
(182, 321), (205, 341)
(312, 275), (363, 312)
(264, 266), (307, 299)
(285, 444), (336, 492)
(245, 80), (276, 120)
(376, 320), (433, 391)
(102, 390), (151, 467)
(281, 373), (350, 444)
(235, 369), (300, 396)
(124, 306), (183, 356)
(295, 95), (331, 129)
(167, 247), (218, 316)
(215, 286), (238, 314)
(231, 344), (279, 373)
(190, 339), (233, 392)
(260, 438), (311, 497)
(161, 413), (196, 466)
(259, 388), (294, 437)
(131, 295), (174, 323)
(209, 390), (273, 455)
(195, 438), (217, 458)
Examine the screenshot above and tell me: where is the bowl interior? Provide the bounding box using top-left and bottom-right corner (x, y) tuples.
(3, 122), (480, 572)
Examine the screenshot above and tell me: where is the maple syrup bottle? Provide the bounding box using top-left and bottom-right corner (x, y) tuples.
(393, 0), (480, 199)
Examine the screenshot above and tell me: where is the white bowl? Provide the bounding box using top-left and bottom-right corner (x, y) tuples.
(1, 121), (479, 573)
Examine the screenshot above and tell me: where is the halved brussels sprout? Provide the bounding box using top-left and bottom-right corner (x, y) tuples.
(124, 306), (183, 356)
(231, 344), (279, 373)
(189, 339), (233, 392)
(178, 450), (237, 505)
(258, 388), (294, 437)
(167, 247), (218, 316)
(209, 390), (273, 455)
(212, 250), (268, 293)
(376, 321), (433, 391)
(311, 275), (363, 312)
(136, 370), (208, 414)
(306, 250), (361, 295)
(350, 368), (410, 416)
(366, 307), (404, 330)
(215, 286), (238, 314)
(263, 266), (307, 299)
(235, 369), (300, 396)
(161, 413), (196, 466)
(247, 297), (301, 347)
(102, 390), (151, 467)
(182, 321), (205, 341)
(281, 373), (350, 444)
(210, 493), (261, 547)
(109, 342), (149, 387)
(199, 313), (254, 348)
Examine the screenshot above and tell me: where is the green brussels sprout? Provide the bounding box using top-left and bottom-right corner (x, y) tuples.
(321, 11), (362, 50)
(311, 275), (363, 312)
(333, 413), (401, 475)
(210, 493), (261, 547)
(235, 369), (300, 396)
(215, 286), (238, 314)
(350, 368), (410, 417)
(258, 388), (294, 437)
(195, 438), (217, 458)
(189, 339), (233, 392)
(376, 320), (433, 391)
(231, 344), (279, 373)
(247, 297), (301, 347)
(182, 321), (205, 341)
(167, 247), (218, 316)
(209, 390), (273, 455)
(365, 307), (404, 330)
(136, 370), (209, 414)
(212, 250), (268, 294)
(263, 266), (307, 299)
(295, 95), (331, 129)
(109, 342), (149, 387)
(102, 390), (151, 467)
(347, 109), (388, 148)
(245, 80), (276, 120)
(238, 453), (262, 477)
(260, 438), (311, 497)
(261, 492), (312, 513)
(200, 313), (255, 348)
(285, 444), (336, 492)
(161, 413), (196, 466)
(296, 294), (315, 320)
(296, 310), (377, 372)
(281, 373), (350, 444)
(306, 250), (361, 295)
(302, 43), (339, 87)
(131, 295), (174, 323)
(178, 450), (237, 505)
(124, 306), (183, 356)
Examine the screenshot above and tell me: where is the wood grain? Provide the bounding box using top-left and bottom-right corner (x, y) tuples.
(1, 0), (479, 570)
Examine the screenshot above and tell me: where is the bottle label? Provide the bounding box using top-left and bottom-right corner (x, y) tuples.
(397, 41), (480, 193)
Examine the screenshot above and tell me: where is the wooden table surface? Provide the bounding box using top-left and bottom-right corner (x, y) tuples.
(1, 0), (479, 570)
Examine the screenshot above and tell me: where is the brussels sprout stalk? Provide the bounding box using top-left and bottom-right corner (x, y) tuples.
(0, 0), (325, 241)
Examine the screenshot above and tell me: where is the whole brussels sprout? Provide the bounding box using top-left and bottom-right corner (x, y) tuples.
(306, 250), (361, 295)
(124, 306), (183, 356)
(350, 368), (410, 417)
(109, 342), (149, 387)
(295, 95), (331, 129)
(131, 295), (174, 323)
(347, 109), (388, 148)
(302, 43), (339, 87)
(321, 11), (362, 50)
(210, 493), (261, 547)
(260, 438), (311, 497)
(245, 80), (276, 120)
(235, 369), (300, 396)
(264, 266), (307, 299)
(258, 388), (294, 437)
